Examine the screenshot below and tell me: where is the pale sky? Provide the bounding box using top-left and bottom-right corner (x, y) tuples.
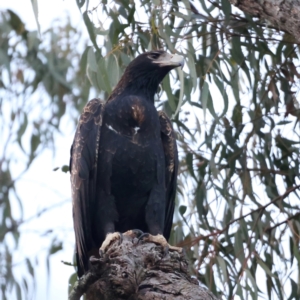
(0, 1), (89, 299)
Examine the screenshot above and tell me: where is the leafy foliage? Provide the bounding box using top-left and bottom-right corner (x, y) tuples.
(0, 10), (89, 299)
(75, 0), (300, 299)
(2, 0), (300, 299)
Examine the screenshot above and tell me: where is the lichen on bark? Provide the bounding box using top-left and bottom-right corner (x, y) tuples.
(69, 231), (219, 300)
(229, 0), (300, 42)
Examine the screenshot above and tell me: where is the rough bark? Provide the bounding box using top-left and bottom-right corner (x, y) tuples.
(69, 231), (219, 300)
(229, 0), (300, 42)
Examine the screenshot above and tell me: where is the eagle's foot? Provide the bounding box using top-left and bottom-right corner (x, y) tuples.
(123, 229), (144, 240)
(99, 232), (123, 257)
(90, 255), (105, 265)
(137, 233), (183, 255)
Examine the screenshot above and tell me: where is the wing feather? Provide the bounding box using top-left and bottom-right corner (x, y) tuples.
(158, 111), (178, 240)
(70, 98), (104, 277)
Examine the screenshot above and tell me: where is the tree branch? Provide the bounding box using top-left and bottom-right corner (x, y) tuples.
(69, 231), (220, 300)
(265, 211), (300, 232)
(69, 272), (100, 300)
(229, 0), (300, 43)
(180, 184), (300, 247)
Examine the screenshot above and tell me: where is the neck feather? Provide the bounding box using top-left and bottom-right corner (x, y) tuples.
(107, 68), (168, 103)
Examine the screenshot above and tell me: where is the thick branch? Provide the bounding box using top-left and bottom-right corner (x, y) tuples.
(229, 0), (300, 42)
(69, 232), (219, 300)
(69, 272), (99, 300)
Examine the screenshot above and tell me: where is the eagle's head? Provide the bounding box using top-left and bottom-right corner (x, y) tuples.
(109, 50), (184, 101)
(128, 50), (184, 72)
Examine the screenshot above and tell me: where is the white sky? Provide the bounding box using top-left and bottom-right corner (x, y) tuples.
(0, 1), (88, 299)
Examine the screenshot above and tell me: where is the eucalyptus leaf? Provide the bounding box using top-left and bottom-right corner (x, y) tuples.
(30, 0), (40, 35)
(200, 81), (209, 121)
(172, 68), (184, 119)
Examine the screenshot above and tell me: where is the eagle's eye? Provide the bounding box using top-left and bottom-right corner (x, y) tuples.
(149, 52), (160, 60)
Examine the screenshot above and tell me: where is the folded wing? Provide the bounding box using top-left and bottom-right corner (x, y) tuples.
(70, 98), (104, 277)
(158, 111), (178, 240)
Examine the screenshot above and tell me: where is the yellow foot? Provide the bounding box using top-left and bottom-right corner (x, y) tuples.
(99, 232), (122, 256)
(138, 233), (182, 254)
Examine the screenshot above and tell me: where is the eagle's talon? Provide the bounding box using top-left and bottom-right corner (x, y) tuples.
(162, 244), (169, 257)
(130, 229), (144, 238)
(99, 249), (104, 258)
(99, 232), (123, 255)
(90, 255), (104, 265)
(136, 232), (150, 245)
(135, 233), (183, 255)
(123, 229), (144, 240)
(118, 232), (124, 245)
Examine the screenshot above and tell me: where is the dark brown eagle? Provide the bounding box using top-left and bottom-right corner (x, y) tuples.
(70, 50), (183, 277)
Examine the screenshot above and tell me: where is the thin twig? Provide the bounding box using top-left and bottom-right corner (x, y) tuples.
(265, 211), (300, 232)
(178, 184), (300, 247)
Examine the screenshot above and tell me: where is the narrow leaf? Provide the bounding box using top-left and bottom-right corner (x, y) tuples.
(31, 0), (40, 35)
(172, 68), (184, 119)
(200, 81), (209, 121)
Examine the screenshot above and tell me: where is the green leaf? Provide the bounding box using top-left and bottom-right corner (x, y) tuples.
(232, 103), (243, 127)
(87, 47), (97, 72)
(213, 74), (229, 117)
(61, 165), (69, 173)
(15, 282), (22, 300)
(30, 134), (40, 155)
(68, 272), (78, 295)
(26, 258), (34, 278)
(257, 258), (273, 277)
(16, 113), (28, 152)
(194, 113), (202, 135)
(277, 120), (292, 126)
(231, 65), (240, 102)
(179, 205), (187, 216)
(61, 260), (74, 266)
(209, 154), (218, 179)
(80, 46), (90, 73)
(0, 49), (11, 80)
(234, 230), (245, 265)
(186, 49), (197, 91)
(83, 11), (100, 52)
(246, 278), (258, 300)
(216, 256), (228, 282)
(76, 0), (85, 8)
(158, 24), (175, 52)
(186, 152), (196, 179)
(231, 36), (244, 65)
(162, 74), (176, 112)
(106, 54), (119, 89)
(7, 10), (25, 35)
(30, 0), (40, 35)
(287, 279), (298, 300)
(200, 81), (209, 121)
(221, 0), (231, 20)
(97, 57), (111, 93)
(86, 47), (99, 89)
(195, 181), (207, 220)
(241, 170), (253, 196)
(206, 87), (218, 120)
(172, 67), (184, 118)
(49, 240), (63, 255)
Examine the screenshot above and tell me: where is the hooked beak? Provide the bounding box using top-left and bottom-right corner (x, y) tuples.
(153, 52), (184, 69)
